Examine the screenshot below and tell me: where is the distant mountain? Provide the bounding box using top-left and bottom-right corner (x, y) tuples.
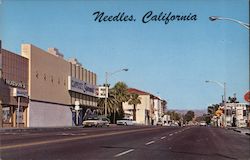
(168, 109), (207, 117)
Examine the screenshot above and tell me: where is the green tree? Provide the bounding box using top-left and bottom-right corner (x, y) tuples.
(166, 111), (181, 121)
(111, 82), (130, 123)
(184, 110), (195, 122)
(128, 93), (141, 121)
(207, 104), (220, 115)
(97, 89), (118, 115)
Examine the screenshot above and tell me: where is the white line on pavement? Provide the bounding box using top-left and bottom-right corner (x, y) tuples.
(175, 132), (178, 134)
(114, 149), (134, 157)
(145, 141), (155, 145)
(161, 136), (166, 139)
(169, 133), (173, 136)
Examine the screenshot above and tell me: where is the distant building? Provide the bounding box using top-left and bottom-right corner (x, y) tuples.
(225, 103), (248, 128)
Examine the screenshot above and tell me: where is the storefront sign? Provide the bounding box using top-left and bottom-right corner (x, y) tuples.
(5, 79), (26, 89)
(12, 88), (28, 98)
(68, 76), (98, 97)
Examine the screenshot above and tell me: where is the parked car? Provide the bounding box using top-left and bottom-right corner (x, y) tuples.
(82, 117), (110, 127)
(163, 123), (171, 126)
(156, 121), (163, 126)
(116, 118), (134, 125)
(199, 121), (207, 126)
(170, 123), (179, 127)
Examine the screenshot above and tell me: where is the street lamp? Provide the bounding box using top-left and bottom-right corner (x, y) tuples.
(205, 80), (226, 127)
(209, 16), (249, 29)
(104, 68), (128, 117)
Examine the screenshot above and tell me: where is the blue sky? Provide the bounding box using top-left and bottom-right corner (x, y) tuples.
(0, 0), (249, 110)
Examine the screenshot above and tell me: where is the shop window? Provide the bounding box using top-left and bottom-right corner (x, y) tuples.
(243, 110), (246, 116)
(2, 107), (11, 123)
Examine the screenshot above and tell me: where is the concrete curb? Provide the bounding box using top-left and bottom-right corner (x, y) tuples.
(232, 128), (250, 136)
(0, 126), (84, 133)
(233, 129), (241, 133)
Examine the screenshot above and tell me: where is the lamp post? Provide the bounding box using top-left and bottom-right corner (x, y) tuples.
(104, 68), (128, 117)
(209, 16), (249, 30)
(205, 80), (227, 127)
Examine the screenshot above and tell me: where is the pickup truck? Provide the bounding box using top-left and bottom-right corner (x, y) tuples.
(116, 118), (134, 125)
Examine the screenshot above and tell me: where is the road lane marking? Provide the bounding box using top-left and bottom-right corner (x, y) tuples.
(57, 133), (87, 136)
(114, 149), (134, 157)
(169, 133), (173, 136)
(0, 127), (163, 150)
(160, 136), (166, 139)
(145, 141), (155, 145)
(175, 131), (178, 134)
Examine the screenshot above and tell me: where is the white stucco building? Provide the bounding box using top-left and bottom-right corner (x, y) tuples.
(122, 88), (167, 125)
(225, 103), (248, 127)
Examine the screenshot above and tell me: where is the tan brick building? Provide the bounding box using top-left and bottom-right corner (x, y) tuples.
(0, 42), (29, 128)
(21, 44), (99, 127)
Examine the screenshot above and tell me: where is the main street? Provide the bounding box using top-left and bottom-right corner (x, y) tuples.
(0, 126), (249, 160)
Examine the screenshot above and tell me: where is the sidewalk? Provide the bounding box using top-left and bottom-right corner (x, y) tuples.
(227, 127), (250, 136)
(0, 124), (118, 133)
(0, 126), (83, 133)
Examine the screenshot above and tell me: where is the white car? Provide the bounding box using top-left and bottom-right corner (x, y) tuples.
(116, 118), (134, 125)
(199, 121), (207, 126)
(82, 117), (110, 127)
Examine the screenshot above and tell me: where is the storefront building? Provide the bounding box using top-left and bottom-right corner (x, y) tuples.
(0, 43), (29, 128)
(68, 58), (99, 125)
(21, 44), (99, 127)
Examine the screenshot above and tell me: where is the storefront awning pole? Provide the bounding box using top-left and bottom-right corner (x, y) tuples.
(17, 97), (20, 128)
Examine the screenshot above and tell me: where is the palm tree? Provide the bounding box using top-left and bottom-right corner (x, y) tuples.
(128, 93), (141, 121)
(97, 89), (118, 115)
(112, 82), (130, 123)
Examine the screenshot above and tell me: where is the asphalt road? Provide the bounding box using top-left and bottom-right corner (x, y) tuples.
(0, 126), (249, 160)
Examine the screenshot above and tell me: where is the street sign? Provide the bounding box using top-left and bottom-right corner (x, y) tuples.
(75, 101), (80, 111)
(75, 105), (80, 111)
(75, 101), (80, 106)
(98, 86), (108, 98)
(244, 91), (250, 102)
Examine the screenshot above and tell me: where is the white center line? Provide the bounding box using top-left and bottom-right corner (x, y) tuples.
(169, 133), (173, 136)
(161, 136), (166, 139)
(114, 149), (134, 157)
(175, 131), (178, 134)
(145, 141), (155, 145)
